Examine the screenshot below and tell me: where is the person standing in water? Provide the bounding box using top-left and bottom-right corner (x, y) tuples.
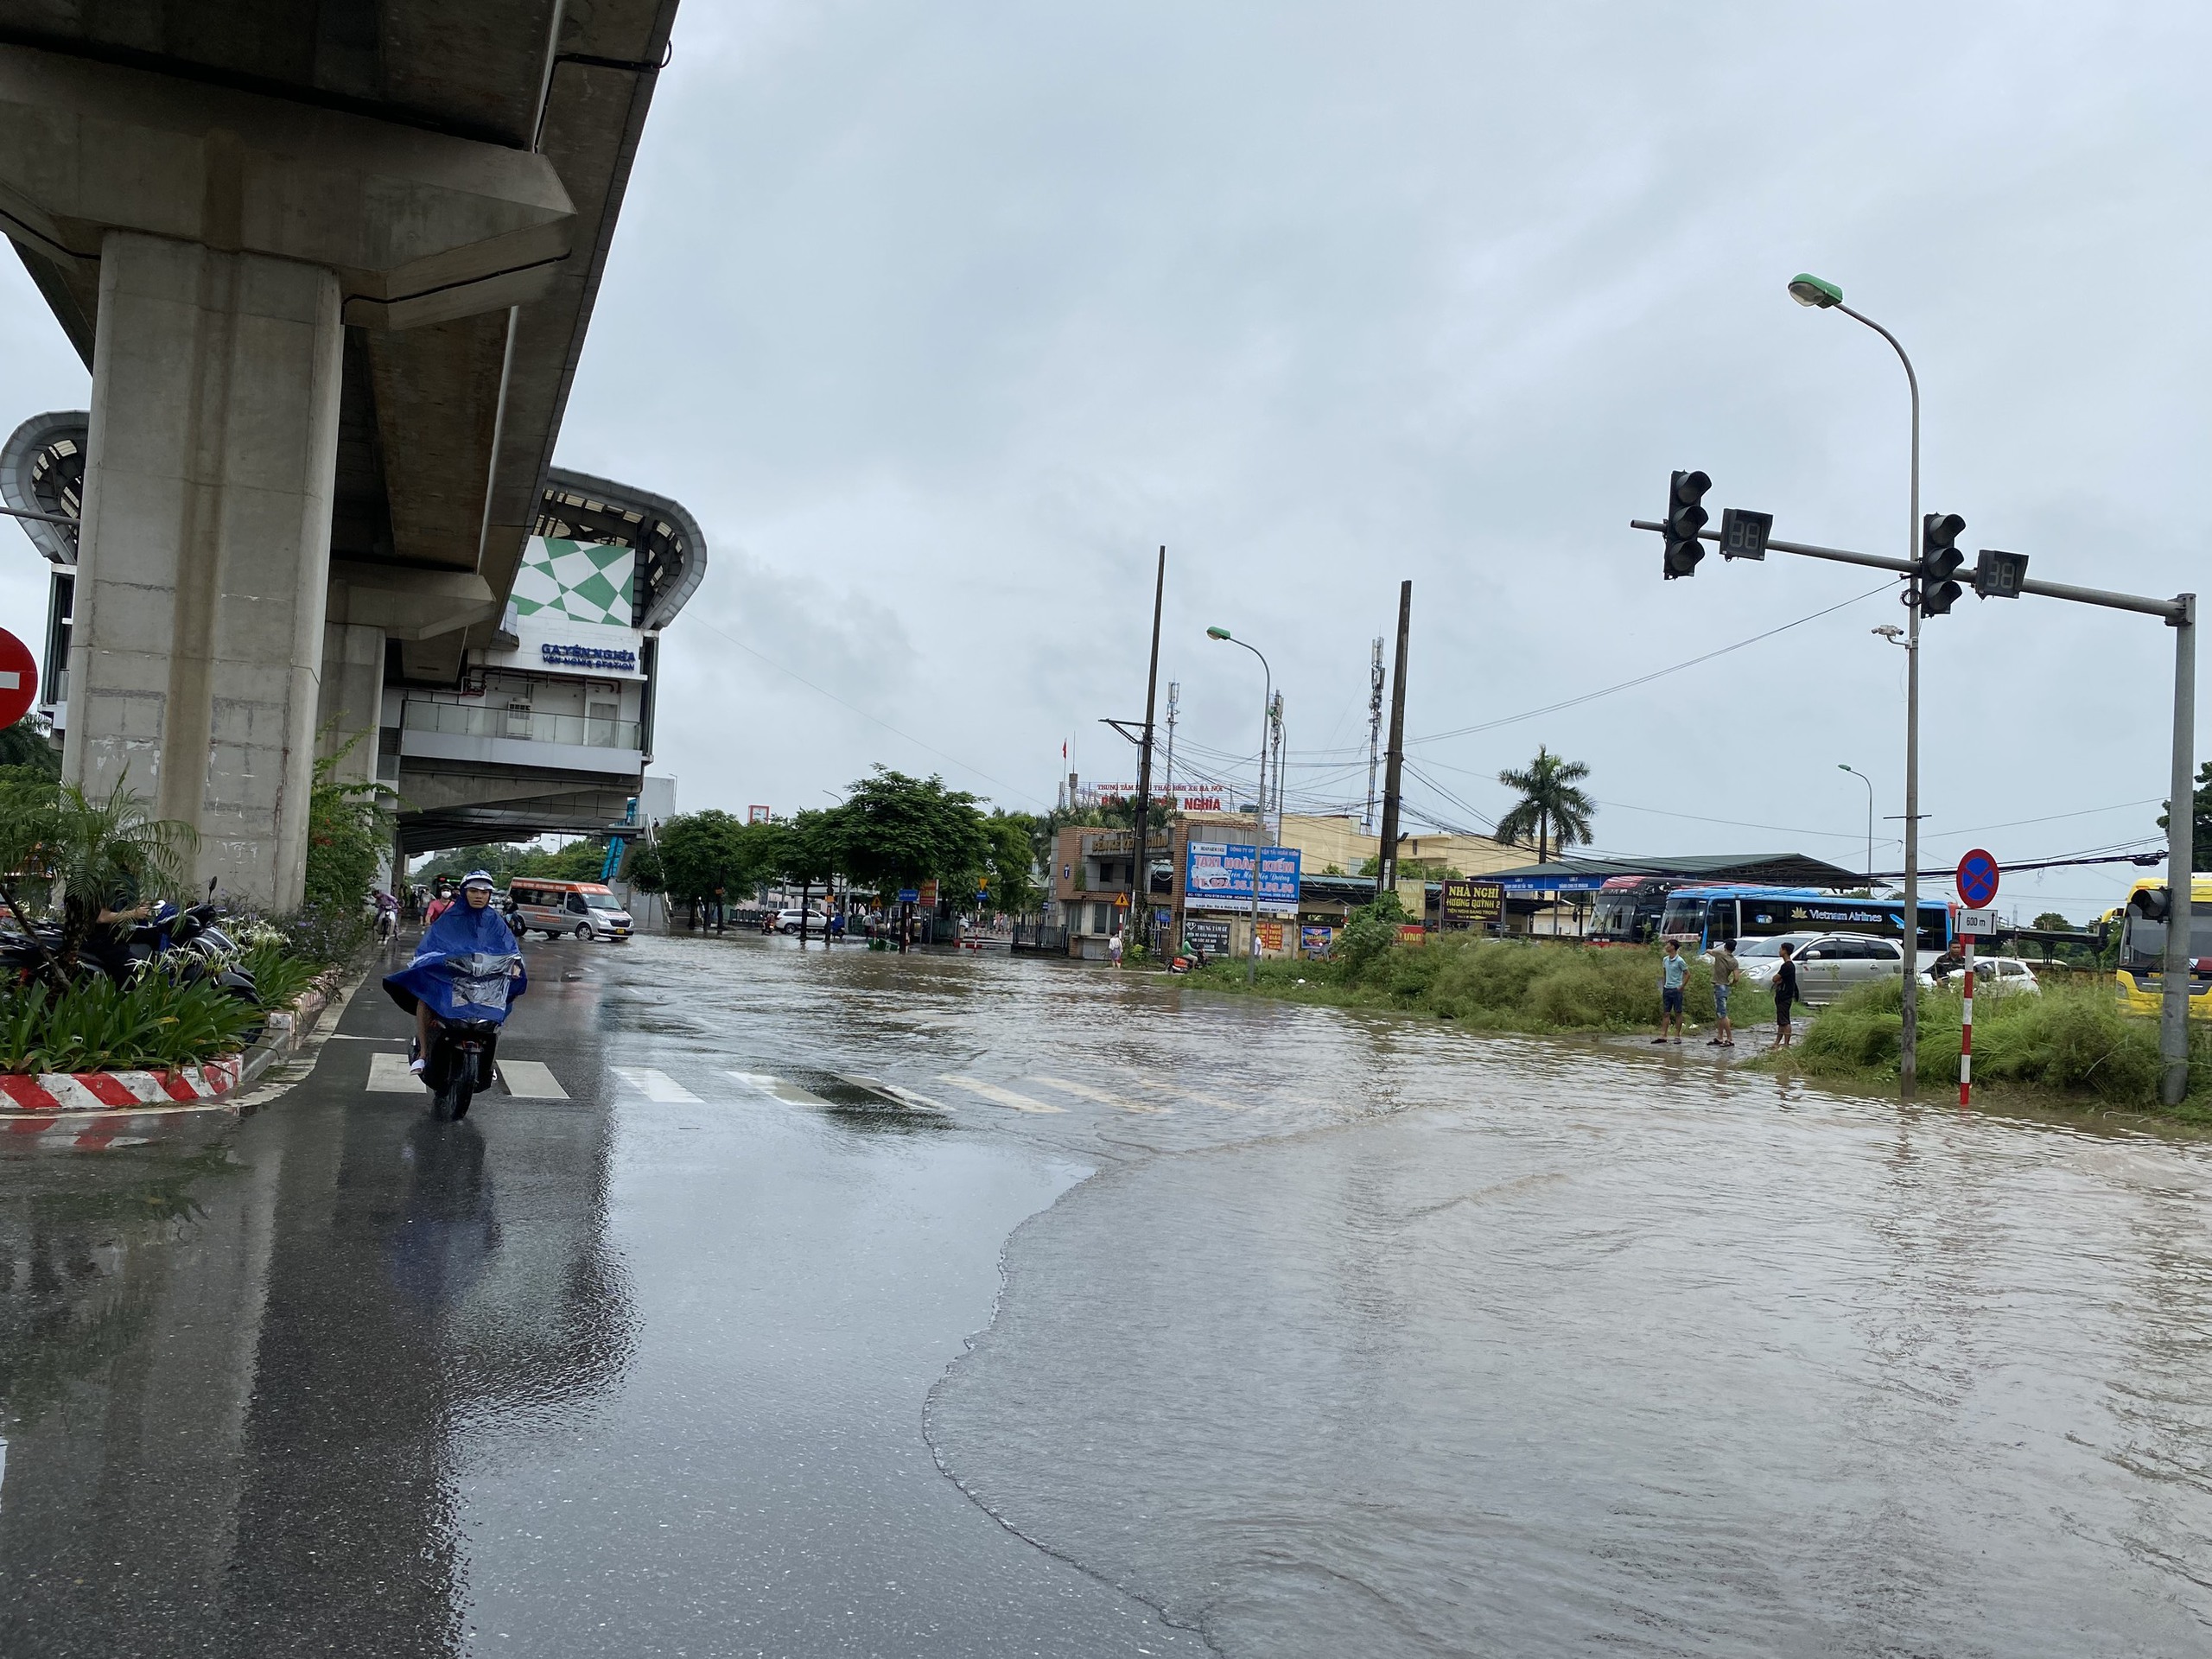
(1707, 938), (1740, 1048)
(1655, 939), (1688, 1044)
(1773, 941), (1803, 1049)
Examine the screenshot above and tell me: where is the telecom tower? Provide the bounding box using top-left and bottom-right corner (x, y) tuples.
(1363, 636), (1386, 832)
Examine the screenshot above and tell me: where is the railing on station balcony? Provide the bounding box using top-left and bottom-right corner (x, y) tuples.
(401, 698), (640, 750)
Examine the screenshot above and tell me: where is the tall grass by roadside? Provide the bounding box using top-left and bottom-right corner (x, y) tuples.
(1188, 936), (1717, 1033)
(1786, 974), (2212, 1109)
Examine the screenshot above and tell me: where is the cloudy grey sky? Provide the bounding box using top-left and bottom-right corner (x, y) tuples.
(7, 2), (2209, 920)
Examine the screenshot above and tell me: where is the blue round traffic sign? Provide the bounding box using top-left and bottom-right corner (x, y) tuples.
(1956, 848), (1999, 910)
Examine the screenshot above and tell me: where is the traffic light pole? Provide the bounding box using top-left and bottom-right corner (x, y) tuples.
(1633, 517), (2196, 1099)
(2164, 597), (2196, 1106)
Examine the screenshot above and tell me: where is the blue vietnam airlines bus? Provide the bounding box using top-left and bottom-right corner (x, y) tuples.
(1659, 886), (1953, 957)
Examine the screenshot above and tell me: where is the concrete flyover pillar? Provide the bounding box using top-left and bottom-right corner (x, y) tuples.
(72, 232), (345, 902)
(0, 45), (574, 908)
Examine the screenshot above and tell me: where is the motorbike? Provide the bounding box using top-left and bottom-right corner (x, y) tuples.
(405, 949), (524, 1122)
(423, 1015), (503, 1122)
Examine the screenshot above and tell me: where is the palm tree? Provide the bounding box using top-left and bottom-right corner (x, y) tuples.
(1494, 747), (1595, 865)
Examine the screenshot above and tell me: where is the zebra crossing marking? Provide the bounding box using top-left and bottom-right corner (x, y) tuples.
(727, 1071), (830, 1107)
(1031, 1075), (1170, 1114)
(837, 1075), (950, 1113)
(498, 1059), (568, 1099)
(939, 1075), (1067, 1114)
(613, 1066), (701, 1103)
(366, 1052), (422, 1092)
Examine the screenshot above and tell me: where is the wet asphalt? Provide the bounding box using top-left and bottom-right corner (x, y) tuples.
(0, 933), (1207, 1658)
(5, 930), (2211, 1657)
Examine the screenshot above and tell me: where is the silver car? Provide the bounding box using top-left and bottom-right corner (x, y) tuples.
(1733, 931), (1907, 1006)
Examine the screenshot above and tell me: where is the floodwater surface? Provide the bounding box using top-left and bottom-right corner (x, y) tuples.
(3, 933), (2207, 1656)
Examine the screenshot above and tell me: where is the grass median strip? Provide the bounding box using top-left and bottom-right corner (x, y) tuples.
(1179, 918), (2209, 1122)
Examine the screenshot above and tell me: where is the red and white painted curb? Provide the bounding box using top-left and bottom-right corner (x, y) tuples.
(0, 1057), (244, 1115)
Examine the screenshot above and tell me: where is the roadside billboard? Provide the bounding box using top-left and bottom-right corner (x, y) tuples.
(1181, 917), (1230, 955)
(1441, 879), (1504, 927)
(1301, 925), (1335, 957)
(1184, 842), (1301, 916)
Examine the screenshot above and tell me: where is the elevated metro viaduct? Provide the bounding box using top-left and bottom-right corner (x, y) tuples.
(0, 0), (691, 903)
(6, 417), (705, 871)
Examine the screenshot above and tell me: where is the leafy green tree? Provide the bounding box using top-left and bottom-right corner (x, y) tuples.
(304, 747), (395, 912)
(657, 811), (787, 922)
(0, 715), (60, 780)
(1494, 747), (1594, 864)
(837, 767), (989, 898)
(982, 810), (1042, 912)
(2157, 760), (2212, 871)
(2031, 911), (2071, 931)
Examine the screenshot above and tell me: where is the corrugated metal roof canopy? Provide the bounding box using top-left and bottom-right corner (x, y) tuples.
(1476, 852), (1868, 888)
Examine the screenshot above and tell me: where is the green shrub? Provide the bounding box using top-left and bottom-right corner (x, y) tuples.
(0, 976), (260, 1073)
(1336, 893), (1408, 980)
(235, 941), (320, 1012)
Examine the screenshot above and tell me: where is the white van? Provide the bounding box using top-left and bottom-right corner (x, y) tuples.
(507, 879), (633, 941)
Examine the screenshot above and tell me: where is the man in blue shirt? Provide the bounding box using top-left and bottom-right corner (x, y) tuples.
(1655, 938), (1689, 1044)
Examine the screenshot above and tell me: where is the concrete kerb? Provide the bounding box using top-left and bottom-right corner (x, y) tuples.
(1, 952), (379, 1135)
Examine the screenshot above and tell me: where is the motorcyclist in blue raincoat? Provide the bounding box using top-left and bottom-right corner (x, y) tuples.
(384, 870), (526, 1075)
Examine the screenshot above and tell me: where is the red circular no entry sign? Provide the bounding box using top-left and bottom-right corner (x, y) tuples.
(0, 628), (36, 728)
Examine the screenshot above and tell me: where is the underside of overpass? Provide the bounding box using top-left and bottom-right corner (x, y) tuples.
(0, 0), (696, 904)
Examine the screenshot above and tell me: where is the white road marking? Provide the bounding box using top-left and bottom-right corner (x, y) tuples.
(1134, 1077), (1255, 1112)
(498, 1059), (568, 1099)
(1031, 1075), (1170, 1114)
(366, 1052), (423, 1092)
(939, 1074), (1068, 1114)
(613, 1066), (701, 1103)
(727, 1071), (830, 1107)
(838, 1075), (950, 1113)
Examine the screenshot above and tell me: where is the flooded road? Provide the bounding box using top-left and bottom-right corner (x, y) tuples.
(4, 932), (2209, 1655)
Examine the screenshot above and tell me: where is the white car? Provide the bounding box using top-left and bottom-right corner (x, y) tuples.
(777, 908), (831, 935)
(1731, 931), (1909, 1006)
(1926, 955), (2041, 995)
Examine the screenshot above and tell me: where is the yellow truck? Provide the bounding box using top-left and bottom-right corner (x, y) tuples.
(2112, 875), (2212, 1017)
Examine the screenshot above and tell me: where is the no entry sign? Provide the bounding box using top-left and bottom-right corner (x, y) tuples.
(0, 628), (36, 728)
(1955, 848), (2000, 911)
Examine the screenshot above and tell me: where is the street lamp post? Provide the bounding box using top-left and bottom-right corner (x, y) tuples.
(1791, 273), (1927, 1096)
(1208, 626), (1272, 985)
(1838, 764), (1874, 887)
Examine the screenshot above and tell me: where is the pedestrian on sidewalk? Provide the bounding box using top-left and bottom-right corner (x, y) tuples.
(1773, 942), (1802, 1049)
(1655, 938), (1688, 1044)
(1109, 930), (1124, 966)
(1707, 938), (1739, 1048)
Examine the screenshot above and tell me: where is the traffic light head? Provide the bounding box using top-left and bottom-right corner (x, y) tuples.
(1918, 512), (1966, 616)
(1663, 469), (1711, 580)
(2130, 886), (2171, 923)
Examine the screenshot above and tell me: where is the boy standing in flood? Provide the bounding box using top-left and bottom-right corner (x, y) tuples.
(1773, 941), (1802, 1049)
(1656, 939), (1688, 1044)
(1708, 938), (1739, 1048)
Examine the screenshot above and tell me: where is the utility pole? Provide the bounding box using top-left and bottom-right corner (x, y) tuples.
(1376, 581), (1412, 897)
(1131, 547), (1166, 958)
(1363, 636), (1385, 833)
